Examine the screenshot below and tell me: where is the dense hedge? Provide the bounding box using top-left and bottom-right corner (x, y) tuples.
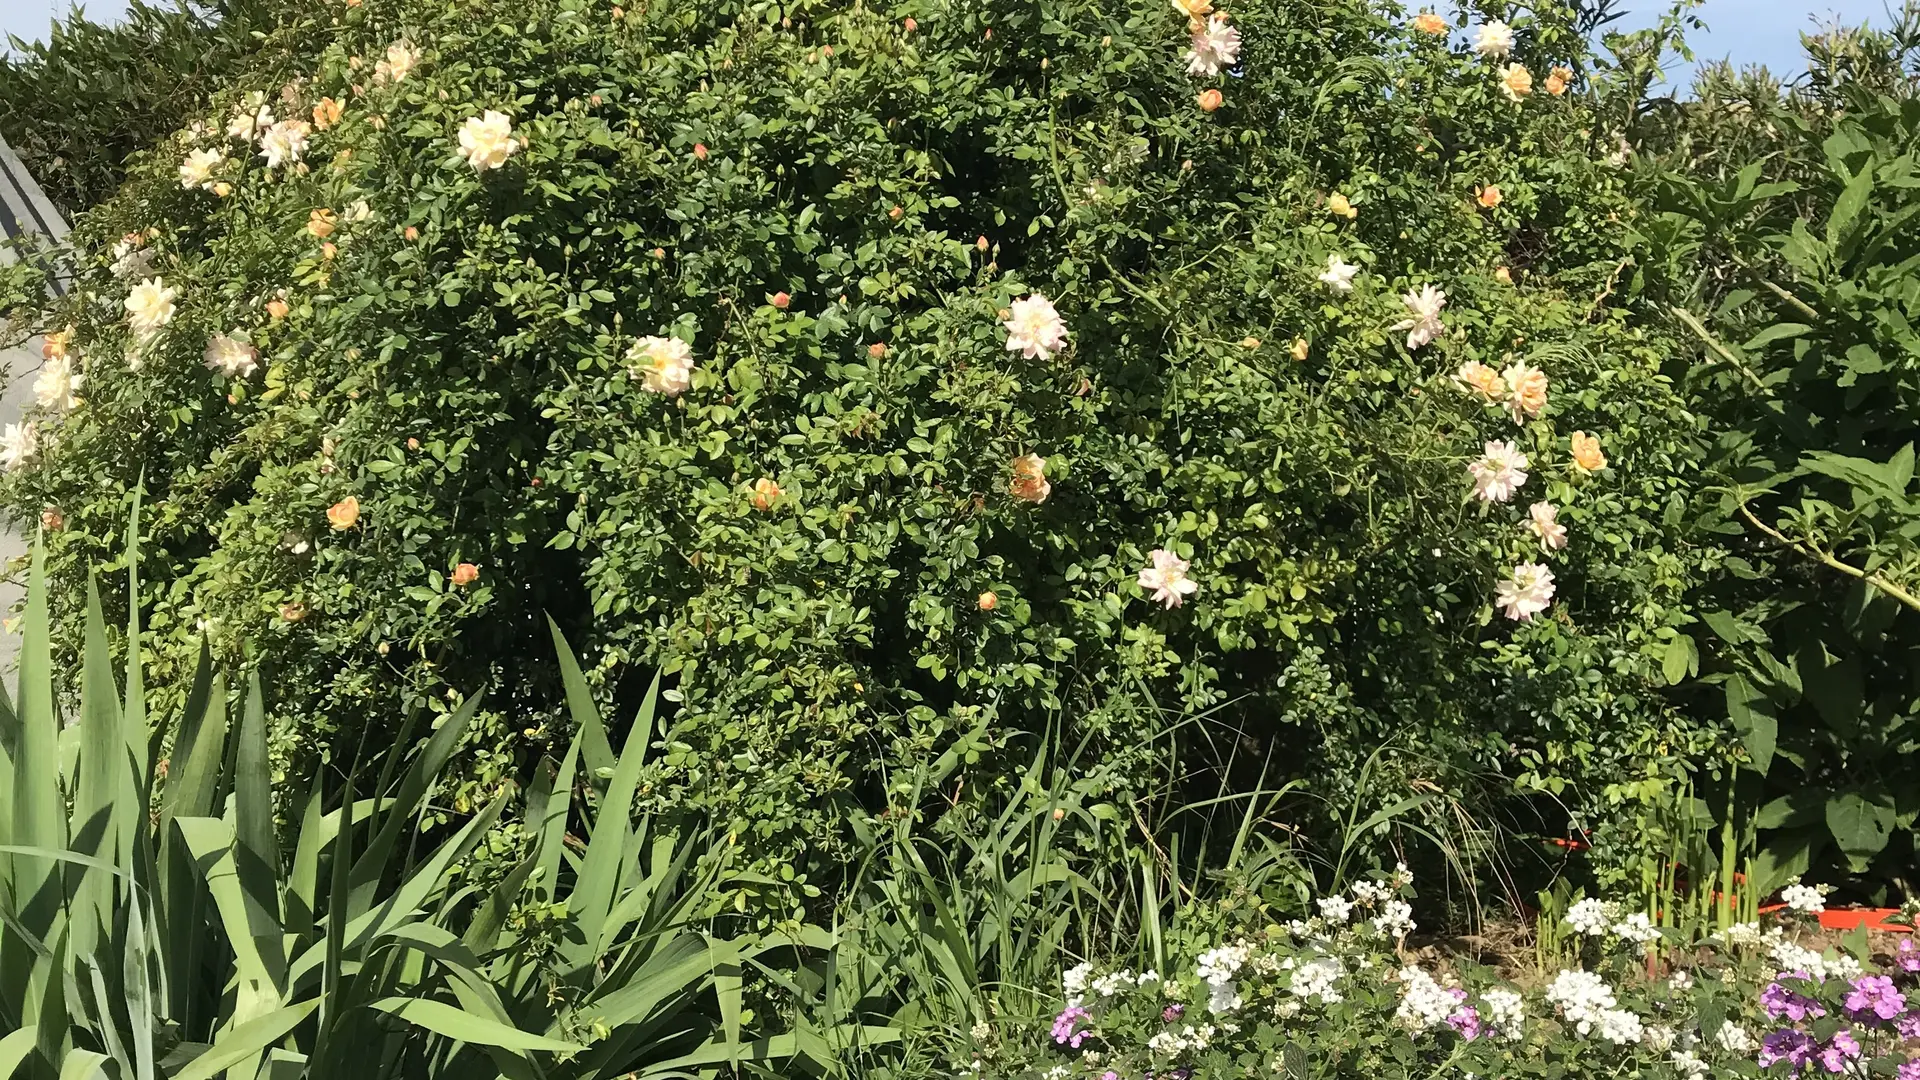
(0, 0), (1732, 893)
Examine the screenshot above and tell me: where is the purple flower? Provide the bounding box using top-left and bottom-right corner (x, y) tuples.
(1816, 1031), (1860, 1074)
(1898, 1061), (1920, 1080)
(1899, 938), (1920, 975)
(1101, 1073), (1120, 1080)
(1763, 978), (1828, 1021)
(1446, 1004), (1482, 1040)
(1845, 974), (1907, 1021)
(1897, 1011), (1920, 1040)
(1760, 1029), (1818, 1073)
(1051, 1006), (1093, 1050)
(1161, 1003), (1184, 1023)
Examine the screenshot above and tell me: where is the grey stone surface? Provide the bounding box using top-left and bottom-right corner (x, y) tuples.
(0, 133), (70, 678)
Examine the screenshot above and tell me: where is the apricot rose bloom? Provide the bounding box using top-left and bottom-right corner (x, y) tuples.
(1452, 361), (1504, 400)
(1500, 63), (1533, 101)
(751, 478), (783, 510)
(1010, 454), (1051, 504)
(1477, 185), (1502, 209)
(1412, 12), (1447, 35)
(179, 148), (224, 190)
(203, 334), (260, 379)
(1570, 431), (1608, 472)
(327, 497), (361, 531)
(1197, 88), (1224, 112)
(451, 563), (480, 586)
(1502, 361), (1548, 422)
(1545, 66), (1573, 95)
(313, 96), (344, 129)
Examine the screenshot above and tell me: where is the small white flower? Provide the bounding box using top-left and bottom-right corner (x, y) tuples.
(1545, 969), (1618, 1035)
(1, 421), (37, 470)
(179, 147), (225, 190)
(1062, 960), (1094, 1005)
(33, 354), (83, 412)
(125, 277), (179, 339)
(1481, 988), (1525, 1040)
(1287, 954), (1345, 1004)
(259, 120), (311, 169)
(1468, 440), (1529, 503)
(1002, 293), (1070, 361)
(1715, 1021), (1756, 1054)
(1184, 14), (1242, 77)
(203, 334), (260, 379)
(1474, 20), (1515, 58)
(1392, 284), (1446, 349)
(1318, 255), (1360, 294)
(1668, 968), (1693, 992)
(457, 110), (520, 172)
(110, 237), (155, 281)
(1596, 1008), (1644, 1046)
(628, 335), (695, 396)
(1393, 966), (1456, 1031)
(1495, 562), (1555, 622)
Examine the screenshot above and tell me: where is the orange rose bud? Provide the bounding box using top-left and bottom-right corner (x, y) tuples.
(976, 235), (990, 251)
(1494, 266), (1513, 284)
(977, 591), (998, 611)
(312, 97), (343, 129)
(308, 208), (337, 238)
(750, 477), (782, 510)
(868, 342), (887, 358)
(327, 496), (361, 531)
(1290, 337), (1310, 361)
(904, 16), (916, 31)
(266, 299), (290, 320)
(888, 205), (903, 220)
(451, 562), (480, 586)
(40, 507), (63, 532)
(280, 601), (309, 622)
(321, 241), (338, 260)
(407, 437), (421, 450)
(404, 225), (419, 241)
(1477, 185), (1502, 209)
(693, 142), (708, 160)
(771, 291), (791, 309)
(1197, 88), (1224, 112)
(652, 247), (667, 259)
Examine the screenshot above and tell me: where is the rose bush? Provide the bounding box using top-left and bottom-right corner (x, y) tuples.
(0, 0), (1728, 891)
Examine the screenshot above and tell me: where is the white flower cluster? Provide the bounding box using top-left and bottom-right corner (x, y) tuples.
(1146, 1023), (1215, 1059)
(1611, 912), (1661, 949)
(1316, 895), (1354, 924)
(1780, 880), (1826, 914)
(1670, 1048), (1710, 1079)
(1481, 988), (1525, 1040)
(1544, 969), (1642, 1044)
(1715, 1021), (1756, 1054)
(1716, 921), (1764, 946)
(1564, 897), (1618, 936)
(1769, 938), (1858, 980)
(1090, 968), (1160, 1000)
(1286, 954), (1346, 1005)
(1374, 900), (1417, 938)
(1393, 966), (1457, 1031)
(1062, 961), (1094, 1005)
(1196, 941), (1254, 1014)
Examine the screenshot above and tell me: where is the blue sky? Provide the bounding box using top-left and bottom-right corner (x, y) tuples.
(0, 0), (1902, 72)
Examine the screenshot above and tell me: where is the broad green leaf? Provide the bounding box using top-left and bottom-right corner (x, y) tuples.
(170, 1000), (321, 1080)
(1826, 790), (1895, 862)
(1724, 674), (1777, 776)
(367, 996), (584, 1052)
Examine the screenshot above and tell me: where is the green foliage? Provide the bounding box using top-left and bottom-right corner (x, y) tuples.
(0, 526), (810, 1077)
(0, 0), (1729, 902)
(1631, 5), (1920, 896)
(0, 0), (286, 215)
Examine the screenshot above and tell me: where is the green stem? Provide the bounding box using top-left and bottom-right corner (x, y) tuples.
(1737, 502), (1920, 613)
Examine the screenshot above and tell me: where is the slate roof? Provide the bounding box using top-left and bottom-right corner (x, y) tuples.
(0, 133), (69, 294)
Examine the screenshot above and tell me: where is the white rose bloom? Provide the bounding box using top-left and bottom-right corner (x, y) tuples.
(1474, 20), (1515, 58)
(1392, 284), (1446, 349)
(375, 40), (420, 84)
(1318, 254), (1360, 294)
(179, 147), (225, 190)
(110, 238), (156, 281)
(1184, 15), (1242, 77)
(342, 199), (373, 223)
(1528, 501), (1568, 551)
(33, 354), (83, 412)
(1, 421), (37, 471)
(1468, 440), (1529, 503)
(1496, 562), (1556, 622)
(628, 335), (695, 396)
(204, 334), (260, 379)
(259, 120), (311, 169)
(1002, 293), (1071, 361)
(457, 111), (520, 172)
(125, 277), (179, 338)
(227, 101), (273, 142)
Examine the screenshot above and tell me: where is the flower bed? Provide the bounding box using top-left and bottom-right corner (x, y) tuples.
(983, 873), (1920, 1079)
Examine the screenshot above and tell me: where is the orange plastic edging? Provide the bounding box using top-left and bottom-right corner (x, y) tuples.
(1755, 905), (1913, 932)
